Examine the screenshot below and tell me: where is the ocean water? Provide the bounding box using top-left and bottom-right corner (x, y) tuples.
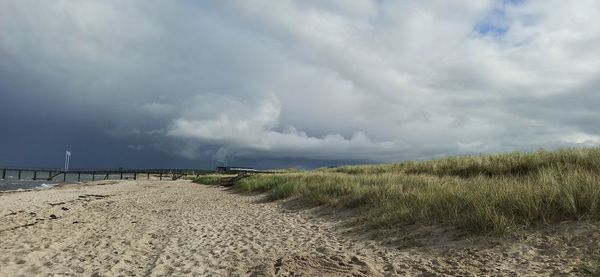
(0, 180), (60, 192)
(0, 170), (140, 192)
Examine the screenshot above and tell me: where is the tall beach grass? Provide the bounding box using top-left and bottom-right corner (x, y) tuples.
(194, 148), (600, 234)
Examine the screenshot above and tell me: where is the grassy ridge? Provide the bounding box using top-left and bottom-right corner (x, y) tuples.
(194, 148), (600, 234)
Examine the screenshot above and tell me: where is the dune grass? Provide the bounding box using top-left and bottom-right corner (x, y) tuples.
(192, 174), (237, 186)
(194, 148), (600, 234)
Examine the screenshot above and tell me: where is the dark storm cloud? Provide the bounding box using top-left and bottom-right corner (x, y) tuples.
(1, 0), (600, 169)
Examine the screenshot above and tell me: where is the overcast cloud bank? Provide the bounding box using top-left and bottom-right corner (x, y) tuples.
(1, 0), (599, 168)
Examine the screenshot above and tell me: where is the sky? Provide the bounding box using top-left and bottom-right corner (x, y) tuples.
(1, 0), (600, 169)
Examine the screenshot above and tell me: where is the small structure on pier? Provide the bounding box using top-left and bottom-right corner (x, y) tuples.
(216, 160), (228, 172)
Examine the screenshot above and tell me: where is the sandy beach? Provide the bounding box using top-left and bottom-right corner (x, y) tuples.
(1, 180), (598, 276)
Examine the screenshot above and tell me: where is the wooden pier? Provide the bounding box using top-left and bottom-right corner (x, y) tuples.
(0, 167), (213, 182)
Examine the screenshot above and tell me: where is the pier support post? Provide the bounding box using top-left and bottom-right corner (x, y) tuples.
(1, 169), (5, 180)
(48, 171), (52, 180)
(18, 170), (22, 180)
(33, 171), (37, 180)
(63, 172), (67, 182)
(133, 172), (137, 180)
(159, 173), (162, 180)
(78, 172), (81, 182)
(120, 172), (123, 180)
(92, 172), (95, 181)
(147, 172), (150, 179)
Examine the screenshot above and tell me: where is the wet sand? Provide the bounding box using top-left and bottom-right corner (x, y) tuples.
(0, 180), (598, 276)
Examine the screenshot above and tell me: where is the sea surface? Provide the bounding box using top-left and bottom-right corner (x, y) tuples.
(0, 180), (61, 192)
(0, 170), (138, 192)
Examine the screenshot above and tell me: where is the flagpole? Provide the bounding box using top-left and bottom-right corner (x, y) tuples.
(64, 151), (71, 172)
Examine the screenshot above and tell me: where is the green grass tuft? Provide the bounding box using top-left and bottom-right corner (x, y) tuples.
(230, 148), (600, 234)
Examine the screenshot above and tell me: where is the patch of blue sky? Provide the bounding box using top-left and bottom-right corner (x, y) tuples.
(474, 0), (526, 37)
(504, 0), (525, 5)
(476, 19), (509, 36)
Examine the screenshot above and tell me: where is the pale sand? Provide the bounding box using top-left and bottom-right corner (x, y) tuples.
(1, 180), (599, 276)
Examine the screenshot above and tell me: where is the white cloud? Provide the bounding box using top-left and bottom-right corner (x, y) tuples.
(168, 96), (397, 160)
(562, 132), (600, 146)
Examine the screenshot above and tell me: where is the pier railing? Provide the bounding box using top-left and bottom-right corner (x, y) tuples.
(0, 167), (214, 182)
(0, 166), (277, 182)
